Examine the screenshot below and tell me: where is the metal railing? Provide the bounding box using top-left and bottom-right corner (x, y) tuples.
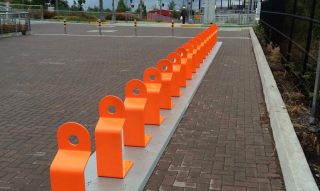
(0, 12), (30, 35)
(216, 13), (257, 25)
(260, 0), (320, 123)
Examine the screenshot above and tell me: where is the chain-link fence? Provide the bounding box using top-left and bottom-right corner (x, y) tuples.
(0, 12), (30, 35)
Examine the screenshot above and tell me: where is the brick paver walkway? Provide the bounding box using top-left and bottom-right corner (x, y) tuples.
(0, 26), (285, 191)
(145, 29), (285, 191)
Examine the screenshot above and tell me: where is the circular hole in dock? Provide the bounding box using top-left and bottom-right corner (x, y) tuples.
(133, 88), (140, 95)
(69, 135), (79, 146)
(108, 105), (116, 114)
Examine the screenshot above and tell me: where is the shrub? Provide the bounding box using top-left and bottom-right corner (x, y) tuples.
(43, 11), (57, 19)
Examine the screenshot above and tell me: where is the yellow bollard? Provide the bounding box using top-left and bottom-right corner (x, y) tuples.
(98, 19), (102, 35)
(134, 19), (137, 36)
(171, 19), (174, 37)
(63, 20), (67, 34)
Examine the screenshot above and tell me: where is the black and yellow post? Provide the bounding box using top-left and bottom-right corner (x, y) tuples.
(171, 19), (174, 37)
(134, 19), (137, 36)
(98, 19), (102, 35)
(63, 20), (67, 34)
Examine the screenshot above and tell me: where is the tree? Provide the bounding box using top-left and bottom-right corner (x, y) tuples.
(135, 1), (147, 16)
(116, 0), (128, 12)
(168, 0), (176, 10)
(77, 0), (85, 11)
(50, 0), (69, 10)
(70, 0), (79, 11)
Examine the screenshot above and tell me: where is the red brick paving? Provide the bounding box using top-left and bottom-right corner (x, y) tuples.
(144, 29), (285, 191)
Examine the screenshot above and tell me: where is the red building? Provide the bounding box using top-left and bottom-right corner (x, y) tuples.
(148, 10), (173, 17)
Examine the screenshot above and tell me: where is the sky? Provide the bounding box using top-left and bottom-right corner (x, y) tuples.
(66, 0), (244, 11)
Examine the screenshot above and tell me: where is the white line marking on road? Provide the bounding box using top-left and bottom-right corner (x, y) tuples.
(218, 36), (251, 40)
(33, 33), (193, 38)
(33, 33), (250, 40)
(87, 30), (117, 33)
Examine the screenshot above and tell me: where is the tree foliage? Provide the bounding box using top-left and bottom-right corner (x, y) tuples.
(87, 6), (111, 12)
(77, 0), (85, 11)
(135, 1), (147, 16)
(116, 0), (128, 12)
(168, 0), (176, 10)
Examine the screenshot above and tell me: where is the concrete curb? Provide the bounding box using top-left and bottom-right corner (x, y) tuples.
(0, 32), (22, 38)
(249, 27), (319, 191)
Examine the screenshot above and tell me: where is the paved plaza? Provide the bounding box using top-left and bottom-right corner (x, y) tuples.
(0, 24), (284, 191)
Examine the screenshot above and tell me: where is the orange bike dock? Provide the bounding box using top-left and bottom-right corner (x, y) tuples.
(83, 42), (222, 191)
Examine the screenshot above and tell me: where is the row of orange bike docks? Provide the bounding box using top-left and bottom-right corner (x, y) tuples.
(50, 24), (219, 191)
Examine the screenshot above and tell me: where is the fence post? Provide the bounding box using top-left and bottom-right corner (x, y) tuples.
(302, 0), (316, 74)
(286, 0), (298, 63)
(310, 40), (320, 125)
(0, 14), (3, 35)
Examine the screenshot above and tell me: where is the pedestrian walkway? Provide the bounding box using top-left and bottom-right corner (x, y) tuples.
(0, 26), (286, 191)
(145, 29), (285, 191)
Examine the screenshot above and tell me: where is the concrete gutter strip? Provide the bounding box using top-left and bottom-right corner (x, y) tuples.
(249, 27), (319, 191)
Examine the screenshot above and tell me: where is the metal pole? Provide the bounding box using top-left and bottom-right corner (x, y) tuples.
(251, 0), (254, 11)
(0, 14), (2, 35)
(139, 0), (143, 20)
(310, 41), (320, 125)
(286, 0), (298, 63)
(303, 0), (316, 74)
(112, 0), (116, 23)
(160, 0), (162, 19)
(99, 0), (104, 21)
(55, 0), (58, 14)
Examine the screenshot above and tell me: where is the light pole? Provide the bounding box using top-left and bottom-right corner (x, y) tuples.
(112, 0), (116, 23)
(55, 0), (58, 13)
(99, 0), (103, 21)
(139, 0), (143, 20)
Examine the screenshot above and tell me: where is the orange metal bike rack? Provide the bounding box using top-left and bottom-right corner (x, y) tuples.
(50, 122), (91, 191)
(193, 37), (205, 65)
(189, 39), (202, 68)
(182, 43), (197, 73)
(95, 95), (133, 178)
(143, 67), (165, 125)
(167, 52), (187, 87)
(157, 59), (181, 97)
(176, 47), (193, 80)
(124, 79), (152, 147)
